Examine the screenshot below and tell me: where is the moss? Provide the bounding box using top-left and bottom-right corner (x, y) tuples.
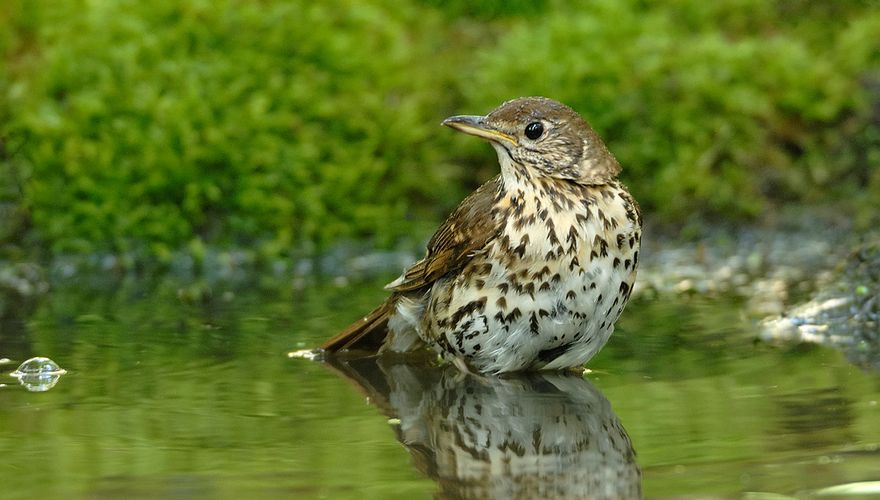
(2, 0), (461, 259)
(1, 0), (879, 265)
(457, 0), (880, 224)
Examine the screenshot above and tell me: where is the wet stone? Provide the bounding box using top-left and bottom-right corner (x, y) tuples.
(761, 238), (880, 370)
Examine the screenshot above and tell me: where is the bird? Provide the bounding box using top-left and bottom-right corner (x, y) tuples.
(320, 96), (642, 374)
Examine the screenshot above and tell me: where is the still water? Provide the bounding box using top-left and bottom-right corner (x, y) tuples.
(1, 275), (879, 498)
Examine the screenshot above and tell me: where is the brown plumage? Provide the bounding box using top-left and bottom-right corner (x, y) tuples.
(320, 300), (393, 352)
(321, 96), (642, 374)
(320, 177), (503, 352)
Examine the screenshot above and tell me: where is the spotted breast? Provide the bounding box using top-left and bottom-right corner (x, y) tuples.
(422, 176), (640, 373)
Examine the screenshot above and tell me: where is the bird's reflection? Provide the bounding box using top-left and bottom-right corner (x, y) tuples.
(323, 355), (641, 499)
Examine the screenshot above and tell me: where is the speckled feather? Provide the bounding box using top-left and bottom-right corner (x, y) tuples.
(321, 97), (642, 374)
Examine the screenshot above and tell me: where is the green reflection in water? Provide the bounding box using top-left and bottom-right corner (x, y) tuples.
(0, 277), (878, 498)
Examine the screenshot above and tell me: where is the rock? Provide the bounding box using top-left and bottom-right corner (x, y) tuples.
(761, 238), (880, 370)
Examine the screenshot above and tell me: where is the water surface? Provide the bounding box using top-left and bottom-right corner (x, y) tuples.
(1, 276), (879, 498)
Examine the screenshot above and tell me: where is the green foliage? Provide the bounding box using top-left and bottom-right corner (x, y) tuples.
(458, 0), (880, 222)
(1, 0), (879, 264)
(3, 0), (460, 259)
(417, 0), (549, 19)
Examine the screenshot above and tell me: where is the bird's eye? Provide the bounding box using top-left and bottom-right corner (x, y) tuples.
(524, 122), (544, 140)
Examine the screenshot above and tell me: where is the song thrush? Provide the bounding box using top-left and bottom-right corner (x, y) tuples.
(320, 96), (642, 374)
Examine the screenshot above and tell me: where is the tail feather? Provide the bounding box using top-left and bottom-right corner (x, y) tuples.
(321, 299), (393, 353)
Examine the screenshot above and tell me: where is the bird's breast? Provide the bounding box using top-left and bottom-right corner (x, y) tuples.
(497, 181), (631, 265)
(423, 181), (641, 373)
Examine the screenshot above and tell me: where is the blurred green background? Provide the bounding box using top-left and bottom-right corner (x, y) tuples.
(2, 0), (879, 266)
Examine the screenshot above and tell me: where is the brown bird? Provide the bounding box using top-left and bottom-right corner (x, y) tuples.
(320, 96), (642, 374)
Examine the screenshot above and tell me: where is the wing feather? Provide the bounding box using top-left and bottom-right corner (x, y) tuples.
(386, 175), (503, 292)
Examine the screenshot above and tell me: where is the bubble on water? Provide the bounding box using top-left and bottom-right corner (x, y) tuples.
(10, 357), (67, 392)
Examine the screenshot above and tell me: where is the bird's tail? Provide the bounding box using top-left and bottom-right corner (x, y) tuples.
(320, 299), (393, 353)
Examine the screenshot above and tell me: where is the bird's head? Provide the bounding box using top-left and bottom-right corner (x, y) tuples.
(443, 96), (621, 185)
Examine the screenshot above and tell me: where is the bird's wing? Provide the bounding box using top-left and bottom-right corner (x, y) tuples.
(385, 175), (504, 293)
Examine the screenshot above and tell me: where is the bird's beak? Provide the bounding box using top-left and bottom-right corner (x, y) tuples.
(442, 115), (518, 147)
